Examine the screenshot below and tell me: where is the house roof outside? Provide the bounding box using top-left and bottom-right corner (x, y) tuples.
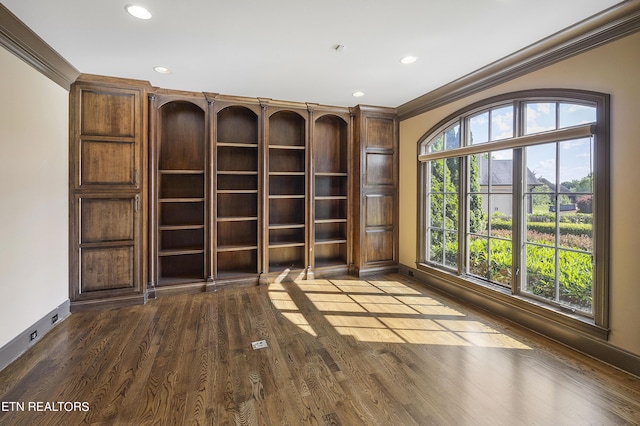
(478, 158), (541, 186)
(537, 177), (573, 194)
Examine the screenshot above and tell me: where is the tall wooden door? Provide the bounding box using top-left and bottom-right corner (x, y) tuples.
(352, 105), (399, 276)
(69, 75), (149, 310)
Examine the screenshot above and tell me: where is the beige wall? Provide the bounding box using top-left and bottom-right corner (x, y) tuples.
(0, 46), (69, 348)
(399, 31), (640, 356)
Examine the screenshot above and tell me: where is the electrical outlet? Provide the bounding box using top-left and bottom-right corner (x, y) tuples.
(251, 340), (268, 350)
(408, 270), (414, 277)
(29, 330), (38, 341)
(51, 314), (58, 324)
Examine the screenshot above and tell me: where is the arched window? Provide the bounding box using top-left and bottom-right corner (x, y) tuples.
(417, 90), (609, 328)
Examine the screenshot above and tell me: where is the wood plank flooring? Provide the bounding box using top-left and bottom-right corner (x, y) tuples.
(1, 274), (639, 425)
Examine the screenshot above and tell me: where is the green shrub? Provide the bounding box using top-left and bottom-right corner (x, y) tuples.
(429, 234), (458, 267)
(559, 213), (592, 224)
(524, 245), (592, 310)
(467, 236), (592, 311)
(527, 213), (555, 223)
(468, 237), (512, 285)
(492, 219), (512, 231)
(528, 222), (592, 237)
(492, 219), (592, 237)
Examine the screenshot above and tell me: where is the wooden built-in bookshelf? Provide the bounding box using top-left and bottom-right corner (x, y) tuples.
(214, 104), (261, 282)
(266, 109), (308, 275)
(155, 98), (207, 286)
(70, 75), (398, 308)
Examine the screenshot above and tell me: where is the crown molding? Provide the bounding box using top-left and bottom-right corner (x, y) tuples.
(0, 4), (80, 90)
(398, 0), (640, 120)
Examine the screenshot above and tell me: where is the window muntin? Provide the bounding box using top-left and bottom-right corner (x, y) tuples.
(418, 92), (604, 321)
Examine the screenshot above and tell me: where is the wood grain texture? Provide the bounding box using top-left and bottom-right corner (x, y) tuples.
(2, 274), (639, 425)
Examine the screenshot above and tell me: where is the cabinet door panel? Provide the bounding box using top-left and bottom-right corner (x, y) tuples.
(74, 193), (140, 299)
(365, 153), (394, 186)
(81, 90), (136, 137)
(81, 246), (134, 292)
(81, 198), (134, 243)
(365, 230), (394, 263)
(365, 195), (395, 227)
(80, 140), (135, 185)
(365, 118), (394, 150)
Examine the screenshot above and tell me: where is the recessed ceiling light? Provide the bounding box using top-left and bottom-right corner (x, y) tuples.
(400, 56), (417, 64)
(154, 66), (171, 74)
(125, 4), (152, 20)
(352, 91), (365, 97)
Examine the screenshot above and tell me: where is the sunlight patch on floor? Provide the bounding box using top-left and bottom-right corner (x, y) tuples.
(268, 278), (532, 350)
(281, 312), (318, 336)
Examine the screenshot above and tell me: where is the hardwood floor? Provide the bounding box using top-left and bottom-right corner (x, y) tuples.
(1, 274), (639, 425)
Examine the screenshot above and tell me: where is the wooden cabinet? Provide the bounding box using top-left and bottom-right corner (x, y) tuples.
(352, 105), (399, 276)
(149, 90), (208, 294)
(69, 75), (398, 308)
(69, 75), (150, 310)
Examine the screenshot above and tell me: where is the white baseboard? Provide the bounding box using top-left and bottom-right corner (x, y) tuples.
(0, 299), (70, 372)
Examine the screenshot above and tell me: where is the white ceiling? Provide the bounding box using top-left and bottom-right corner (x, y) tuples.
(2, 0), (624, 108)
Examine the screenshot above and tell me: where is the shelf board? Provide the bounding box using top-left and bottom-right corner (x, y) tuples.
(217, 170), (258, 175)
(159, 224), (205, 231)
(269, 171), (305, 176)
(157, 276), (205, 286)
(314, 259), (348, 269)
(159, 248), (205, 256)
(217, 216), (258, 222)
(315, 196), (347, 200)
(269, 144), (305, 150)
(269, 223), (305, 229)
(159, 198), (205, 203)
(217, 244), (258, 252)
(269, 194), (305, 199)
(314, 238), (347, 245)
(269, 241), (305, 248)
(159, 170), (205, 175)
(217, 142), (258, 148)
(268, 263), (306, 272)
(217, 189), (258, 194)
(215, 270), (259, 279)
(315, 219), (347, 224)
(315, 172), (348, 177)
